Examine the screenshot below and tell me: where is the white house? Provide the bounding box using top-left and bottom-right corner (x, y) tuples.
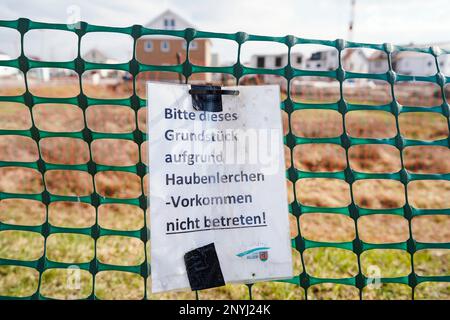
(291, 52), (304, 69)
(338, 49), (450, 76)
(391, 42), (450, 76)
(438, 54), (450, 75)
(250, 54), (286, 69)
(82, 48), (118, 66)
(82, 48), (119, 78)
(249, 52), (304, 69)
(392, 51), (437, 76)
(83, 48), (109, 63)
(304, 50), (338, 71)
(368, 51), (389, 74)
(342, 49), (369, 73)
(247, 52), (303, 89)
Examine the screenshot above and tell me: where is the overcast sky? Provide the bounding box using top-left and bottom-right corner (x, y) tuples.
(1, 0), (449, 63)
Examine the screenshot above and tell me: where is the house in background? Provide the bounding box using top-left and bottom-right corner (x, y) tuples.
(136, 9), (211, 83)
(210, 53), (219, 67)
(304, 50), (338, 71)
(392, 51), (450, 76)
(438, 54), (450, 75)
(368, 51), (389, 74)
(83, 48), (119, 66)
(83, 48), (109, 64)
(246, 45), (450, 86)
(250, 52), (303, 70)
(250, 54), (285, 69)
(291, 52), (304, 69)
(247, 52), (303, 89)
(82, 48), (120, 79)
(342, 49), (369, 73)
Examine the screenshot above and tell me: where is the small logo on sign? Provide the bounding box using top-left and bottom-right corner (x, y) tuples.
(259, 250), (268, 262)
(237, 247), (270, 262)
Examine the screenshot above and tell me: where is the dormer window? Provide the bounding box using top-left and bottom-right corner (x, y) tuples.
(164, 18), (176, 30)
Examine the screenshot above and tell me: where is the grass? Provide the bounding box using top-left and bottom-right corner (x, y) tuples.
(0, 83), (449, 299)
(1, 242), (447, 299)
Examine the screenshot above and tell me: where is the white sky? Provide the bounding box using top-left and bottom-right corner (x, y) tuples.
(1, 0), (449, 64)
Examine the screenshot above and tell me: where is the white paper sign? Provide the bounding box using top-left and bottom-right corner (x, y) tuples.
(148, 83), (292, 293)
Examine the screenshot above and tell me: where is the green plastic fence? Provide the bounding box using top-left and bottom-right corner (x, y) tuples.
(0, 18), (449, 300)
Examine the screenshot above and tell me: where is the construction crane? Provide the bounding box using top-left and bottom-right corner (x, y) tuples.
(348, 0), (356, 41)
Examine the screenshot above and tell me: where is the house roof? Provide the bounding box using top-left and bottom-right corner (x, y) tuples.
(342, 49), (355, 61)
(393, 51), (424, 57)
(305, 49), (335, 62)
(391, 51), (429, 62)
(368, 51), (386, 61)
(28, 55), (41, 61)
(0, 52), (10, 60)
(145, 9), (196, 29)
(342, 49), (369, 61)
(83, 48), (109, 59)
(142, 9), (212, 43)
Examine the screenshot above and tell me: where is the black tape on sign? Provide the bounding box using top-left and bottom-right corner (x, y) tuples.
(184, 243), (225, 291)
(190, 85), (223, 112)
(189, 85), (239, 112)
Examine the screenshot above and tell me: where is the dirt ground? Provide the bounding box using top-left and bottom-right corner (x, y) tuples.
(0, 82), (448, 300)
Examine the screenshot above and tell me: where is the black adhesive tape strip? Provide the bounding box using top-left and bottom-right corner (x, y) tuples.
(189, 89), (239, 96)
(184, 243), (225, 291)
(190, 85), (223, 112)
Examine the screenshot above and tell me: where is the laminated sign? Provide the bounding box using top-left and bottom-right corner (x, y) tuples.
(148, 83), (292, 293)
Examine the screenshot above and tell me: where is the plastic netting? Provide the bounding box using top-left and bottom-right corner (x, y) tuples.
(0, 18), (449, 300)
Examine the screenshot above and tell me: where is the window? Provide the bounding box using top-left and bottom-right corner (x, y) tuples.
(310, 52), (322, 61)
(316, 63), (321, 68)
(257, 56), (265, 68)
(144, 40), (153, 52)
(297, 56), (302, 64)
(183, 41), (198, 50)
(161, 41), (170, 52)
(275, 56), (282, 67)
(164, 18), (176, 30)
